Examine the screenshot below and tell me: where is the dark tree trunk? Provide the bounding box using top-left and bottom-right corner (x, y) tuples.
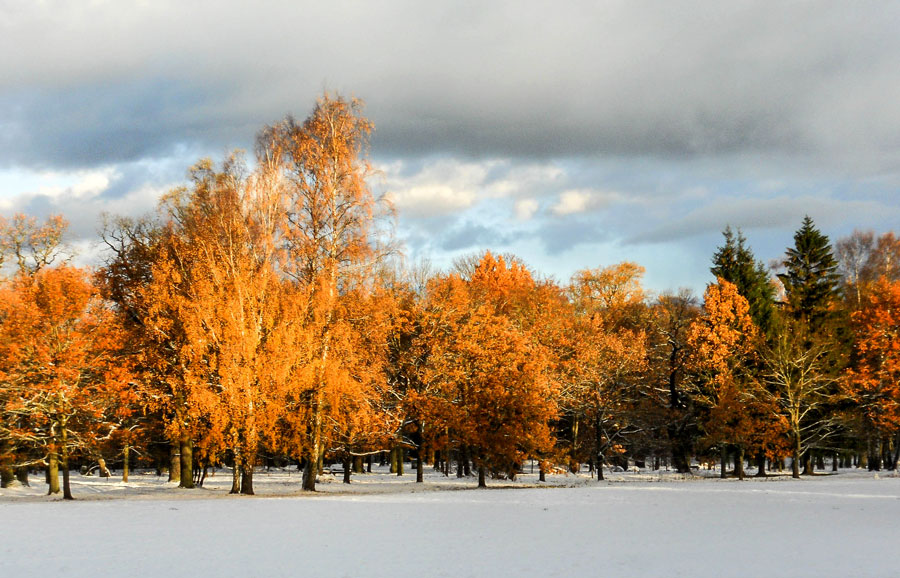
(16, 466), (29, 486)
(241, 462), (254, 495)
(0, 465), (13, 488)
(342, 454), (352, 485)
(396, 446), (404, 476)
(802, 451), (813, 475)
(302, 449), (318, 491)
(416, 449), (424, 483)
(61, 428), (73, 500)
(539, 462), (546, 482)
(736, 447), (745, 480)
(755, 451), (766, 477)
(477, 466), (486, 488)
(832, 451), (839, 472)
(720, 447), (727, 479)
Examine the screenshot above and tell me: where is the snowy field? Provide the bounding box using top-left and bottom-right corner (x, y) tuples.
(3, 466), (899, 577)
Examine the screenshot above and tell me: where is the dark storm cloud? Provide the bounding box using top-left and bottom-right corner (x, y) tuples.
(2, 2), (899, 172)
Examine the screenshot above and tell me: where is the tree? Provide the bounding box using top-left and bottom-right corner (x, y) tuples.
(711, 226), (777, 336)
(0, 213), (69, 275)
(647, 289), (699, 473)
(687, 280), (763, 479)
(763, 324), (838, 478)
(417, 253), (558, 487)
(842, 278), (900, 470)
(562, 263), (648, 478)
(151, 155), (284, 494)
(778, 216), (841, 332)
(257, 93), (390, 491)
(0, 267), (131, 498)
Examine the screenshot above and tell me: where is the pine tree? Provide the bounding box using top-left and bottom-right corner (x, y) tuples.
(778, 216), (841, 332)
(711, 226), (776, 336)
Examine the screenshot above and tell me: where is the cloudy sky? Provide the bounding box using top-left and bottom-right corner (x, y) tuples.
(2, 1), (898, 294)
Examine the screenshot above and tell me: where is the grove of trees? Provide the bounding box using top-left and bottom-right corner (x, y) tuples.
(2, 94), (899, 498)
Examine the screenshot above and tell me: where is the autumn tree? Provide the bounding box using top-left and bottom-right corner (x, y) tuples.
(149, 155), (285, 494)
(562, 263), (648, 478)
(842, 278), (900, 470)
(687, 279), (767, 479)
(0, 267), (131, 498)
(647, 289), (699, 473)
(417, 253), (558, 487)
(256, 93), (390, 491)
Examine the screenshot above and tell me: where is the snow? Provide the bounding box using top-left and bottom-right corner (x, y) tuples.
(2, 467), (899, 577)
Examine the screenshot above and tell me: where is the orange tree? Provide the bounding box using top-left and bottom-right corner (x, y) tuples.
(842, 278), (900, 469)
(0, 266), (131, 498)
(257, 94), (390, 491)
(560, 263), (647, 478)
(416, 253), (557, 487)
(687, 279), (779, 479)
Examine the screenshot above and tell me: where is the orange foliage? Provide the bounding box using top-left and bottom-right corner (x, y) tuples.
(843, 278), (900, 434)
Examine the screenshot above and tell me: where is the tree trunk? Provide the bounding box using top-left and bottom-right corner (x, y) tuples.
(122, 445), (130, 483)
(396, 446), (404, 476)
(720, 446), (727, 479)
(832, 451), (839, 472)
(168, 443), (180, 483)
(231, 453), (242, 494)
(802, 451), (813, 475)
(892, 433), (900, 471)
(0, 465), (13, 488)
(179, 436), (194, 488)
(416, 448), (424, 483)
(47, 450), (60, 494)
(16, 466), (29, 486)
(342, 454), (352, 485)
(539, 462), (546, 482)
(755, 451), (766, 477)
(736, 447), (745, 481)
(792, 439), (801, 479)
(477, 466), (486, 488)
(241, 462), (254, 495)
(61, 427), (73, 500)
(302, 387), (325, 492)
(302, 450), (319, 491)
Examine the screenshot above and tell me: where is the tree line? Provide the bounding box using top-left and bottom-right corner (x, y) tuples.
(1, 94), (898, 498)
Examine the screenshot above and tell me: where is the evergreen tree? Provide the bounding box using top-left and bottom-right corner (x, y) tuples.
(711, 226), (776, 336)
(778, 216), (841, 332)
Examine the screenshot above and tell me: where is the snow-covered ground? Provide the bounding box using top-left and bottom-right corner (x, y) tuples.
(2, 466), (898, 577)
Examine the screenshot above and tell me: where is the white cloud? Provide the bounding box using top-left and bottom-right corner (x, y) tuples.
(552, 190), (592, 216)
(514, 198), (538, 221)
(385, 185), (476, 218)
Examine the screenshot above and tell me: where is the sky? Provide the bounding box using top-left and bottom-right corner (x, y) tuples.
(1, 1), (899, 295)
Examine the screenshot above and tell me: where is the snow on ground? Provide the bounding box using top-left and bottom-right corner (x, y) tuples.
(2, 466), (899, 577)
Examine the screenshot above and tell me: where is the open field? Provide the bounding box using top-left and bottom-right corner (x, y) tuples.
(2, 467), (899, 577)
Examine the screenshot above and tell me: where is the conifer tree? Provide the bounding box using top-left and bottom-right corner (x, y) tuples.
(711, 226), (776, 336)
(778, 216), (841, 332)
